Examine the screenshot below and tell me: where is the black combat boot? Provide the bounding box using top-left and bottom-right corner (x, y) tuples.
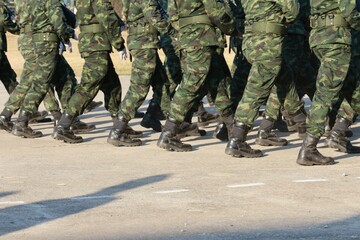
(140, 100), (163, 132)
(297, 133), (335, 166)
(213, 114), (234, 142)
(29, 110), (52, 123)
(157, 118), (192, 152)
(70, 117), (96, 134)
(107, 114), (141, 147)
(325, 117), (360, 153)
(175, 122), (206, 139)
(83, 101), (103, 113)
(111, 114), (143, 138)
(53, 112), (83, 143)
(283, 108), (307, 138)
(197, 103), (219, 127)
(256, 116), (288, 146)
(0, 108), (13, 132)
(225, 122), (263, 158)
(50, 110), (62, 127)
(12, 110), (43, 138)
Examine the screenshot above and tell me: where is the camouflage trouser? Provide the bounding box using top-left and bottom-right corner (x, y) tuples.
(149, 53), (171, 115)
(67, 51), (121, 116)
(264, 34), (306, 120)
(21, 41), (59, 114)
(44, 56), (77, 112)
(5, 34), (60, 114)
(0, 50), (18, 94)
(169, 46), (233, 122)
(230, 46), (251, 110)
(235, 34), (283, 126)
(307, 44), (351, 138)
(331, 30), (360, 122)
(119, 48), (160, 121)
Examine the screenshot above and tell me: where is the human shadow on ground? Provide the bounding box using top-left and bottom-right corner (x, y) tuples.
(0, 174), (169, 236)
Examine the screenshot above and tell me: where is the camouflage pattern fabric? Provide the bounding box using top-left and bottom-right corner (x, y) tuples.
(167, 0), (234, 122)
(234, 0), (299, 127)
(66, 0), (123, 116)
(118, 0), (171, 121)
(19, 0), (71, 114)
(306, 0), (358, 138)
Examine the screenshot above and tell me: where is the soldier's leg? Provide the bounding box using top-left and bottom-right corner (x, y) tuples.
(226, 35), (283, 158)
(297, 45), (350, 166)
(53, 52), (112, 143)
(108, 48), (158, 147)
(158, 47), (214, 152)
(0, 51), (18, 94)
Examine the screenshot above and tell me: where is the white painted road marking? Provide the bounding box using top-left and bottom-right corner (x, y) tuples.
(0, 201), (25, 205)
(227, 183), (265, 188)
(155, 189), (189, 194)
(292, 179), (328, 183)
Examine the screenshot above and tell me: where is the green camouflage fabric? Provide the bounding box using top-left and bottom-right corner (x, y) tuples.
(65, 0), (123, 116)
(77, 0), (124, 55)
(227, 0), (251, 109)
(122, 0), (171, 50)
(234, 0), (299, 127)
(306, 0), (358, 138)
(118, 0), (171, 121)
(168, 0), (234, 122)
(333, 29), (360, 122)
(20, 0), (70, 114)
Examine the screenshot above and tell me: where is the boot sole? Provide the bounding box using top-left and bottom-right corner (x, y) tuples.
(71, 126), (96, 134)
(296, 158), (335, 166)
(157, 142), (192, 152)
(225, 148), (263, 158)
(255, 138), (288, 146)
(12, 130), (43, 138)
(325, 140), (360, 154)
(107, 139), (142, 147)
(53, 133), (83, 144)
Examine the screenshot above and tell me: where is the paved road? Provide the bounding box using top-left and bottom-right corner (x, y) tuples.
(1, 77), (360, 240)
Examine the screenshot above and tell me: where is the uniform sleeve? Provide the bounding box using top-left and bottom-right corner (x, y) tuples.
(338, 0), (360, 30)
(142, 0), (171, 35)
(93, 0), (124, 51)
(203, 0), (235, 35)
(47, 0), (72, 42)
(275, 0), (299, 23)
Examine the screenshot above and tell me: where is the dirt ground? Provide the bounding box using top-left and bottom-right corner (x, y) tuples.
(1, 34), (360, 240)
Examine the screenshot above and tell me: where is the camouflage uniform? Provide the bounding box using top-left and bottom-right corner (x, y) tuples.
(297, 0), (360, 165)
(0, 0), (18, 94)
(157, 0), (234, 152)
(225, 0), (299, 158)
(117, 0), (170, 122)
(228, 0), (251, 108)
(234, 0), (299, 127)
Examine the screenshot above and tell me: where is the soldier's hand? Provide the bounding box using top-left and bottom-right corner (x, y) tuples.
(119, 48), (128, 61)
